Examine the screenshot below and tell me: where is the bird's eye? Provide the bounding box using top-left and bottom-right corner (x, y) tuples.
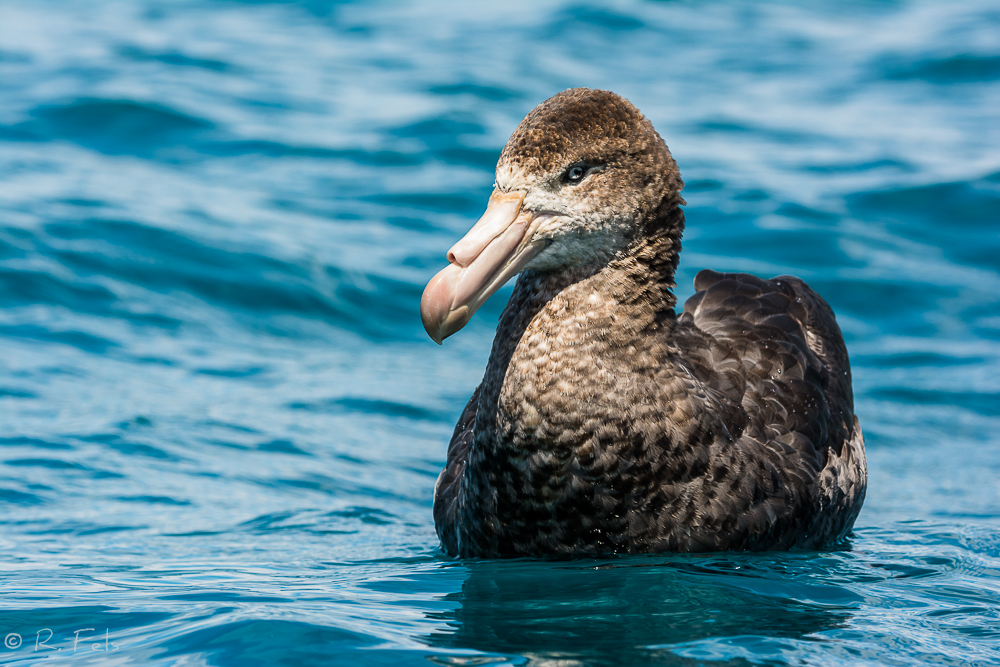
(565, 165), (587, 183)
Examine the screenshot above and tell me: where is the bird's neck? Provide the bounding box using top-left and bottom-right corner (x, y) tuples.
(492, 203), (684, 356)
(476, 204), (686, 441)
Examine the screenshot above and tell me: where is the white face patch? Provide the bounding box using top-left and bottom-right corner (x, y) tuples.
(495, 162), (537, 192)
(526, 215), (630, 271)
(494, 158), (636, 272)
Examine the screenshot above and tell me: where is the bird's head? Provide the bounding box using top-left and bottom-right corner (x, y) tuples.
(421, 88), (683, 344)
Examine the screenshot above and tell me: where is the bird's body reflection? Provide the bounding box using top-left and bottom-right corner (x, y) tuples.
(426, 553), (858, 666)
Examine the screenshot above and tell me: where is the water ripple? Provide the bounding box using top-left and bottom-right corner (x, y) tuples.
(0, 0), (998, 665)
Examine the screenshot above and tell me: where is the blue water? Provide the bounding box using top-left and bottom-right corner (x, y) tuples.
(1, 0), (999, 664)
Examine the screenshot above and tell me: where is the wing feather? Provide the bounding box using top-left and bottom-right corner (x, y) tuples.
(675, 269), (861, 548)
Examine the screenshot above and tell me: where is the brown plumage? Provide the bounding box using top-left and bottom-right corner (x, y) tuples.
(425, 88), (866, 558)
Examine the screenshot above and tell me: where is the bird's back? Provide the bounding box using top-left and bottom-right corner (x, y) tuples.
(674, 269), (866, 549)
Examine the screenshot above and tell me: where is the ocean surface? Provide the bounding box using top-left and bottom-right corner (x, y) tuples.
(0, 0), (998, 665)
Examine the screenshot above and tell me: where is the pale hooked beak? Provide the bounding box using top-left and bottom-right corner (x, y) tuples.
(420, 189), (552, 344)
